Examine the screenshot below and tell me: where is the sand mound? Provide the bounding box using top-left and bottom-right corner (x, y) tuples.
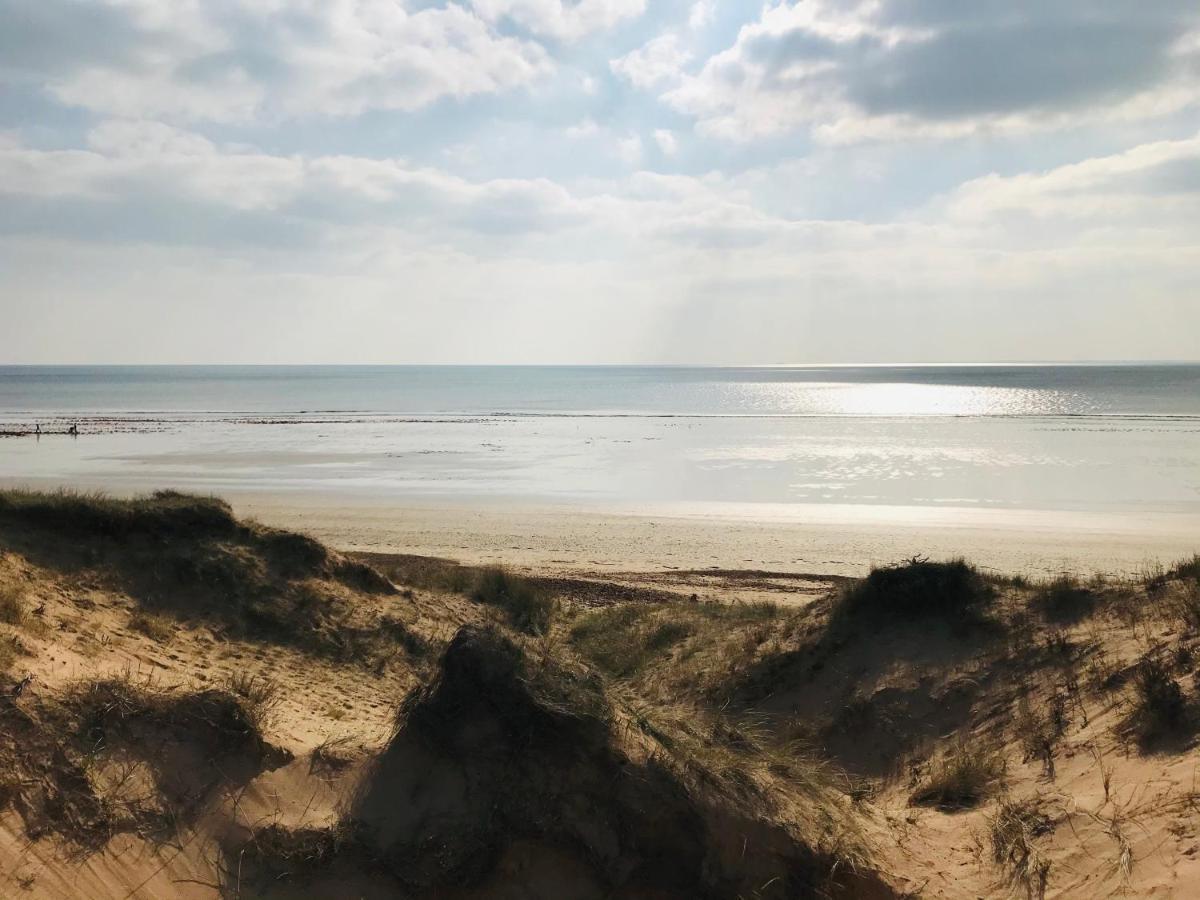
(237, 625), (892, 899)
(0, 489), (407, 663)
(0, 678), (288, 855)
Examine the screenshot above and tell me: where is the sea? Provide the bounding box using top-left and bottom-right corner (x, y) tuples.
(0, 364), (1198, 515)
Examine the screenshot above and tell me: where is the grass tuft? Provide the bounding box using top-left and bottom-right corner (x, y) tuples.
(909, 741), (1005, 810)
(128, 610), (174, 643)
(1127, 653), (1187, 745)
(470, 567), (555, 635)
(837, 556), (994, 622)
(221, 672), (282, 731)
(1167, 555), (1200, 583)
(0, 582), (27, 625)
(1031, 574), (1095, 624)
(989, 796), (1052, 900)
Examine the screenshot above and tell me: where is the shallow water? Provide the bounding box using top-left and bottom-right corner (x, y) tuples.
(1, 364), (1198, 514)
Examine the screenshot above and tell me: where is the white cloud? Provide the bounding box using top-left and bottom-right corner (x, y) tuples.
(616, 133), (644, 165)
(688, 1), (715, 30)
(610, 33), (691, 90)
(3, 124), (1199, 362)
(935, 133), (1200, 229)
(9, 0), (552, 123)
(662, 0), (1200, 141)
(566, 118), (601, 139)
(469, 0), (645, 41)
(653, 129), (679, 156)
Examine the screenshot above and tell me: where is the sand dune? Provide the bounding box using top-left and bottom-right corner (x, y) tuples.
(2, 490), (1199, 898)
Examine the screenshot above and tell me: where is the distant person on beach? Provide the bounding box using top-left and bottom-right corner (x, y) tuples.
(68, 423), (78, 436)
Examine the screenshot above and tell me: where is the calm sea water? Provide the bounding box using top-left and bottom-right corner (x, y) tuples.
(1, 365), (1198, 513)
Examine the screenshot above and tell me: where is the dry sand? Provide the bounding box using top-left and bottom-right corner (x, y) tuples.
(3, 491), (1200, 898)
(232, 493), (1200, 581)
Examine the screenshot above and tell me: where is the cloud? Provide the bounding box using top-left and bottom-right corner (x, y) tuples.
(662, 0), (1200, 140)
(616, 133), (644, 165)
(3, 121), (1199, 362)
(653, 129), (679, 156)
(0, 0), (552, 123)
(469, 0), (645, 41)
(566, 118), (601, 139)
(0, 121), (591, 250)
(935, 132), (1200, 229)
(610, 33), (691, 90)
(688, 1), (715, 30)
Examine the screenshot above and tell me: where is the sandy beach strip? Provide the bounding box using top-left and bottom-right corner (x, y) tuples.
(228, 493), (1200, 581)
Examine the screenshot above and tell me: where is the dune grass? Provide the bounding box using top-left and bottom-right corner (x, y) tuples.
(568, 600), (781, 680)
(1031, 574), (1096, 623)
(909, 741), (1006, 810)
(0, 488), (409, 665)
(1127, 653), (1187, 746)
(128, 610), (174, 642)
(837, 556), (994, 623)
(0, 488), (239, 539)
(470, 567), (556, 635)
(989, 796), (1052, 900)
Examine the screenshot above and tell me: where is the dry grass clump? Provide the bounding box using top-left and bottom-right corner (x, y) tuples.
(909, 741), (1006, 810)
(353, 552), (477, 595)
(1031, 574), (1096, 624)
(0, 673), (285, 854)
(1125, 653), (1187, 746)
(128, 610), (173, 643)
(837, 556), (994, 623)
(989, 796), (1053, 900)
(220, 672), (282, 731)
(1167, 555), (1200, 583)
(1164, 582), (1200, 633)
(569, 604), (658, 676)
(470, 567), (556, 635)
(0, 582), (27, 625)
(310, 735), (358, 778)
(0, 488), (238, 540)
(569, 600), (780, 680)
(70, 676), (272, 759)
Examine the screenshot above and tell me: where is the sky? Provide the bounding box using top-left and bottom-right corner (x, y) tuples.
(1, 0), (1198, 364)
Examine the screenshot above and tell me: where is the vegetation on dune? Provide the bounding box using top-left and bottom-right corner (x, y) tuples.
(1167, 554), (1200, 584)
(836, 556), (995, 622)
(0, 489), (413, 666)
(235, 624), (878, 900)
(1031, 573), (1097, 624)
(0, 489), (239, 540)
(1125, 653), (1188, 746)
(568, 599), (781, 680)
(127, 610), (174, 643)
(6, 485), (1200, 898)
(989, 796), (1053, 900)
(0, 673), (286, 853)
(0, 581), (27, 625)
(908, 741), (1006, 810)
(470, 566), (556, 635)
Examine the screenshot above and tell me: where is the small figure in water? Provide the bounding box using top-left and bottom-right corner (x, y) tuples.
(34, 423), (40, 436)
(68, 423), (78, 436)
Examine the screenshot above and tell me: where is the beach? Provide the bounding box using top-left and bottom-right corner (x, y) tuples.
(3, 365), (1199, 586)
(235, 493), (1200, 580)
